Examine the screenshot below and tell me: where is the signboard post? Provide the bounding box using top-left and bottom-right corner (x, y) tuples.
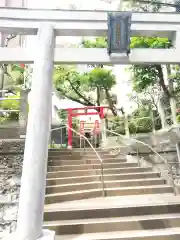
(107, 12), (132, 56)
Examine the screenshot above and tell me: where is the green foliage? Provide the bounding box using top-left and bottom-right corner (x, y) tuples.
(12, 64), (25, 74)
(176, 115), (180, 123)
(0, 92), (20, 121)
(88, 68), (116, 89)
(131, 118), (153, 133)
(130, 107), (153, 133)
(82, 36), (171, 50)
(82, 37), (107, 48)
(54, 65), (117, 114)
(132, 107), (150, 118)
(109, 106), (162, 134)
(1, 92), (20, 110)
(130, 37), (171, 49)
(0, 116), (7, 124)
(82, 36), (171, 95)
(108, 116), (125, 135)
(58, 109), (68, 122)
(129, 37), (171, 93)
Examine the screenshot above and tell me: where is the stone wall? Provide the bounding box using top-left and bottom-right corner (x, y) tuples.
(105, 130), (179, 154)
(0, 127), (20, 140)
(0, 140), (24, 239)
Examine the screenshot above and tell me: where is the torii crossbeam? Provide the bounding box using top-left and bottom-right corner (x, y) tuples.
(0, 8), (180, 64)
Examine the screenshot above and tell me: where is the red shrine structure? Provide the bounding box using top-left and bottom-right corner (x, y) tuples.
(67, 106), (106, 148)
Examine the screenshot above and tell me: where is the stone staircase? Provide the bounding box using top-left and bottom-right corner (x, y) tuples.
(43, 148), (180, 239)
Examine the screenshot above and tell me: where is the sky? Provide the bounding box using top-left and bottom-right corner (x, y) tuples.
(26, 0), (120, 10)
(26, 0), (133, 113)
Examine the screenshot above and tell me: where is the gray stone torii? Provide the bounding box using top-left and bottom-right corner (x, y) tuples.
(0, 8), (180, 64)
(2, 7), (180, 240)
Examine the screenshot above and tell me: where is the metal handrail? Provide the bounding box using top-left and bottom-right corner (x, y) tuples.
(51, 126), (66, 132)
(50, 125), (103, 163)
(50, 125), (105, 197)
(0, 98), (22, 100)
(105, 129), (180, 192)
(106, 129), (180, 196)
(106, 129), (168, 165)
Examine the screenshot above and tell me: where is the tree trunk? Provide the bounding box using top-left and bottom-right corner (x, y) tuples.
(67, 79), (93, 106)
(96, 87), (101, 106)
(0, 65), (5, 98)
(104, 88), (117, 116)
(166, 65), (177, 124)
(156, 65), (171, 99)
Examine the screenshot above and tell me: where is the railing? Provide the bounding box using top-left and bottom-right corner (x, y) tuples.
(105, 129), (180, 193)
(167, 162), (180, 185)
(108, 114), (160, 137)
(50, 125), (105, 197)
(0, 97), (28, 127)
(106, 129), (168, 163)
(50, 126), (67, 148)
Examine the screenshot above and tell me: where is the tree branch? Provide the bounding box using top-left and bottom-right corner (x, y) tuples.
(104, 88), (117, 116)
(56, 86), (93, 107)
(66, 78), (94, 106)
(155, 65), (171, 98)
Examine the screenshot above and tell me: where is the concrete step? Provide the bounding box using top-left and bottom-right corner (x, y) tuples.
(47, 162), (138, 172)
(83, 153), (117, 158)
(48, 158), (127, 165)
(46, 172), (160, 185)
(44, 213), (180, 235)
(48, 154), (125, 159)
(48, 155), (81, 160)
(54, 228), (180, 240)
(48, 149), (105, 153)
(49, 152), (73, 156)
(44, 195), (180, 221)
(46, 178), (165, 194)
(45, 185), (173, 204)
(48, 154), (109, 159)
(47, 167), (153, 178)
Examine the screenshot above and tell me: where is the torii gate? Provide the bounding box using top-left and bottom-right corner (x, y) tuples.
(2, 7), (180, 240)
(67, 106), (106, 148)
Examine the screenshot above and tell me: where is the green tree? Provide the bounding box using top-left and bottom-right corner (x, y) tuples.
(120, 0), (162, 12)
(82, 37), (107, 48)
(81, 38), (119, 115)
(0, 92), (20, 122)
(53, 65), (118, 115)
(129, 37), (172, 97)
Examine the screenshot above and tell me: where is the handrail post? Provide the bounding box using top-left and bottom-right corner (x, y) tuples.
(60, 127), (63, 148)
(176, 142), (180, 163)
(136, 146), (140, 167)
(67, 109), (73, 149)
(124, 114), (130, 138)
(101, 162), (105, 197)
(67, 125), (105, 197)
(16, 24), (55, 240)
(101, 118), (107, 148)
(106, 129), (176, 194)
